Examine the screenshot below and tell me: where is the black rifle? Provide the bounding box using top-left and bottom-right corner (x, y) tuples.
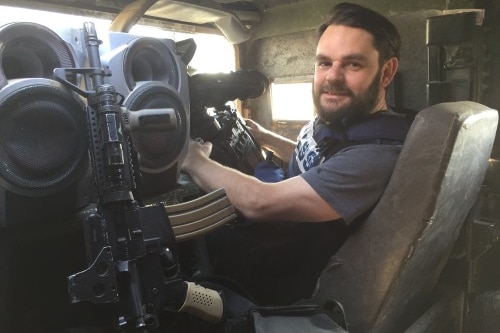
(56, 22), (182, 332)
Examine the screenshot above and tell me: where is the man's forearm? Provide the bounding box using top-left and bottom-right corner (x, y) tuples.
(184, 154), (268, 220)
(260, 131), (296, 162)
(184, 155), (245, 194)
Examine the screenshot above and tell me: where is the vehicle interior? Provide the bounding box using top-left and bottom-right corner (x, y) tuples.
(0, 0), (500, 332)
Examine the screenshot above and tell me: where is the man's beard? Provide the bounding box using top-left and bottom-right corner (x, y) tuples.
(313, 70), (382, 127)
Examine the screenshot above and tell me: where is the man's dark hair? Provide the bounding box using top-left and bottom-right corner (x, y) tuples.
(318, 2), (401, 63)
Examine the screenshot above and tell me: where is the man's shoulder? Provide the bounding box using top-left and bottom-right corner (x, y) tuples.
(318, 143), (402, 173)
(341, 141), (403, 151)
(337, 142), (403, 160)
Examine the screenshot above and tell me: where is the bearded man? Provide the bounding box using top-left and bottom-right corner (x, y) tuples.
(180, 2), (408, 305)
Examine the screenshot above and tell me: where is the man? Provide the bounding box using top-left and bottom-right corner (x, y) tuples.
(181, 2), (406, 305)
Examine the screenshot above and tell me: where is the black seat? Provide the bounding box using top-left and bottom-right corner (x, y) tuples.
(308, 101), (498, 332)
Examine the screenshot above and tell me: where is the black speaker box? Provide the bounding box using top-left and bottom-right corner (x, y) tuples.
(0, 23), (91, 227)
(98, 32), (190, 198)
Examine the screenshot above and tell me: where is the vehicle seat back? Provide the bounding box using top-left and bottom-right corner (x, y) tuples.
(309, 101), (498, 333)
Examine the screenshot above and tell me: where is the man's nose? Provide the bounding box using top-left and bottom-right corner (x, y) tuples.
(325, 63), (344, 82)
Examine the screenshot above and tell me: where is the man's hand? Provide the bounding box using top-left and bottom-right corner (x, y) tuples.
(244, 118), (269, 145)
(181, 138), (213, 174)
(244, 118), (296, 162)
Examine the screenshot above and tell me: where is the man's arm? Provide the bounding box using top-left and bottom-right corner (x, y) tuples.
(245, 119), (296, 163)
(181, 139), (341, 222)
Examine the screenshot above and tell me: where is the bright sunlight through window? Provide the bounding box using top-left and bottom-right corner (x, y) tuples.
(0, 6), (235, 74)
(271, 82), (314, 121)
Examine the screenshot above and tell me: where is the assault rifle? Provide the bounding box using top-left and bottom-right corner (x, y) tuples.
(55, 22), (234, 331)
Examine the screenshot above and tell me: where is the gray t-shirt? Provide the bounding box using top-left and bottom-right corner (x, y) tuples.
(289, 117), (403, 224)
(300, 143), (401, 224)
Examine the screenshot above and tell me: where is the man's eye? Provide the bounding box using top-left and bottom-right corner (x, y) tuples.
(317, 61), (331, 68)
(346, 62), (363, 70)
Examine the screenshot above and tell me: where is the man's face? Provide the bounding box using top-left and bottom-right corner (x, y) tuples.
(313, 24), (387, 125)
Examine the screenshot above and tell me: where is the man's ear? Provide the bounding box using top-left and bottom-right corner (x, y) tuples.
(381, 57), (398, 88)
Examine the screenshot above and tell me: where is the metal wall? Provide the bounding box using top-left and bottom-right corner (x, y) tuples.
(240, 0), (492, 138)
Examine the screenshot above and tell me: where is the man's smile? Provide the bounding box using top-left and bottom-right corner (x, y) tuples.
(320, 84), (353, 97)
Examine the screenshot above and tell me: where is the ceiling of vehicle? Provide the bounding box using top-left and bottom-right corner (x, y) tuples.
(1, 0), (478, 43)
(3, 0), (271, 43)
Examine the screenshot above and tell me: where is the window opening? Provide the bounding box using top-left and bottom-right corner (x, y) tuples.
(0, 6), (235, 74)
(271, 80), (314, 121)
